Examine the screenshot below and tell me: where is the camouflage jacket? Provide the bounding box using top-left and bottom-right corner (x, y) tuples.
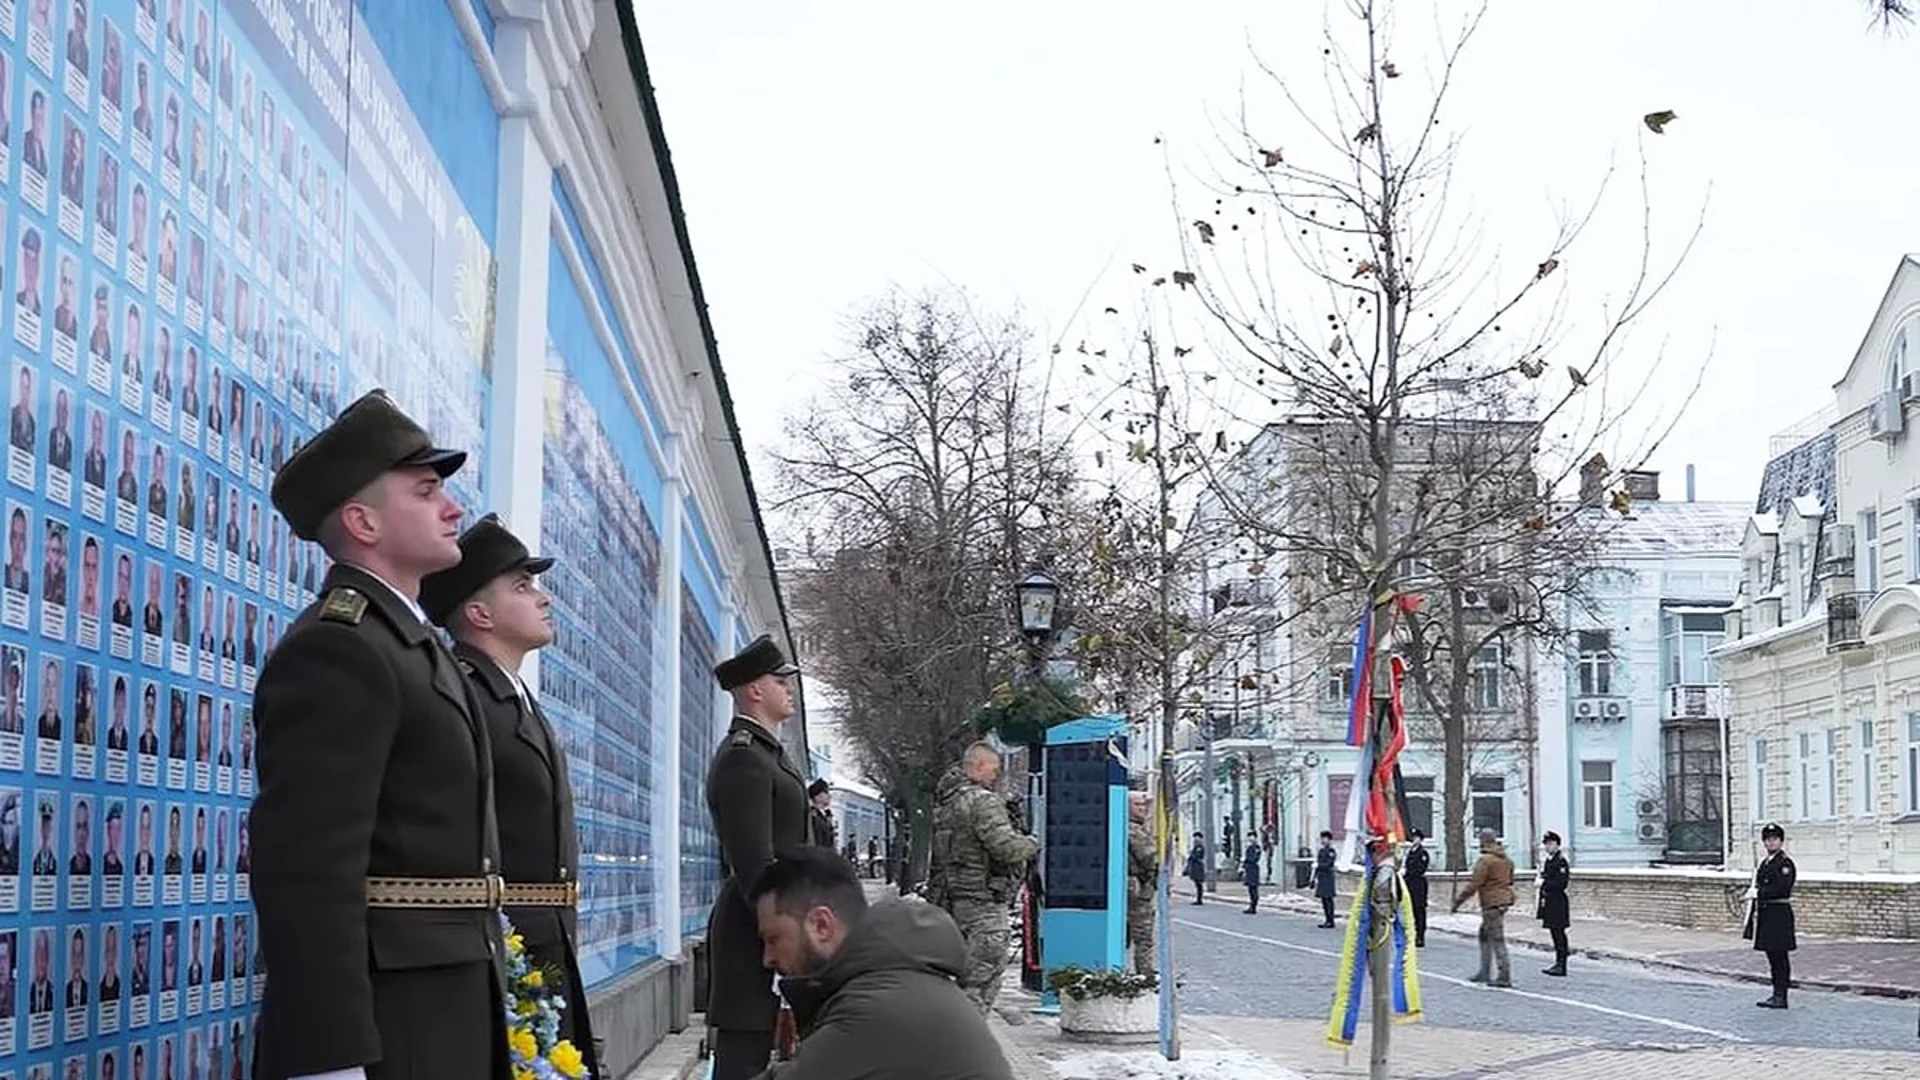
(1126, 819), (1157, 903)
(931, 766), (1038, 904)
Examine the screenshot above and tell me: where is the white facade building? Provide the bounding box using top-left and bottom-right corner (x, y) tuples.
(1718, 255), (1920, 875)
(1534, 472), (1746, 869)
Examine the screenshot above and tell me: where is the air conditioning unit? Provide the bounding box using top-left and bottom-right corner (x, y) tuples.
(1635, 797), (1663, 819)
(1636, 819), (1667, 843)
(1461, 588), (1487, 610)
(1868, 389), (1904, 442)
(1604, 700), (1626, 720)
(1573, 698), (1626, 723)
(1574, 701), (1596, 720)
(1635, 797), (1665, 844)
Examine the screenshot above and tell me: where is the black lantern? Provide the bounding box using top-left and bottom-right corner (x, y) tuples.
(1015, 570), (1061, 641)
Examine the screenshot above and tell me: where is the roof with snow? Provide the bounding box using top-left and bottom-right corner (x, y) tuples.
(1596, 500), (1751, 557)
(1756, 429), (1836, 521)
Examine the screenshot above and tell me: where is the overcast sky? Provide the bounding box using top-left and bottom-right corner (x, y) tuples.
(634, 1), (1919, 506)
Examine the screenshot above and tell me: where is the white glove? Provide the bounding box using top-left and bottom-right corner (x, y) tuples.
(292, 1070), (368, 1080)
(1742, 885), (1757, 901)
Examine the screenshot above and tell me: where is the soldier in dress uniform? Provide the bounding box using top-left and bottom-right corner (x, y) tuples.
(1747, 821), (1797, 1009)
(705, 634), (809, 1080)
(419, 514), (599, 1078)
(250, 389), (508, 1080)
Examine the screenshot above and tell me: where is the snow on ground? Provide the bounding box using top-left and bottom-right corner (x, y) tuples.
(1048, 1049), (1310, 1080)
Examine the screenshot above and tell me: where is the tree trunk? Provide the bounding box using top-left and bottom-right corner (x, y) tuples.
(901, 795), (935, 893)
(1443, 709), (1469, 871)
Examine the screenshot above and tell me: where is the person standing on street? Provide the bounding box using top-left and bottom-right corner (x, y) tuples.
(807, 780), (836, 850)
(418, 514), (599, 1078)
(747, 847), (1015, 1080)
(1403, 829), (1431, 947)
(1241, 838), (1262, 913)
(1747, 822), (1797, 1009)
(1184, 832), (1207, 906)
(1312, 830), (1339, 928)
(251, 390), (508, 1080)
(1125, 793), (1157, 977)
(1451, 828), (1515, 988)
(707, 634), (811, 1080)
(931, 742), (1038, 1017)
(1537, 831), (1571, 977)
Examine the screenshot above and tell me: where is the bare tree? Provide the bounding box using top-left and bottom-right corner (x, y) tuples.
(1161, 0), (1704, 868)
(1867, 0), (1913, 31)
(776, 289), (1077, 888)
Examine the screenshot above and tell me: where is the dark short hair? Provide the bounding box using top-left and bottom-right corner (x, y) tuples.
(1319, 830), (1333, 840)
(807, 778), (829, 799)
(748, 847), (867, 923)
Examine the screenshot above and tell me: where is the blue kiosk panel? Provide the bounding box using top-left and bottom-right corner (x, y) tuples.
(1040, 716), (1129, 991)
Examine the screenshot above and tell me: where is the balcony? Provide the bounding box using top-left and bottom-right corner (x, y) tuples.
(1826, 592), (1869, 653)
(1663, 684), (1727, 721)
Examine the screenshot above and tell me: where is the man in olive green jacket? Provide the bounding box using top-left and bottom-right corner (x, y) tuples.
(931, 742), (1038, 1016)
(1451, 828), (1515, 987)
(1125, 793), (1158, 977)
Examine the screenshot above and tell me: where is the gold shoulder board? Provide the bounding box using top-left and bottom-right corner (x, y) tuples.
(319, 588), (369, 626)
(728, 729), (754, 749)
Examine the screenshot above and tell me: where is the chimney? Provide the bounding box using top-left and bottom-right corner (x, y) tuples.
(1578, 454), (1609, 509)
(1686, 464), (1696, 503)
(1624, 470), (1661, 503)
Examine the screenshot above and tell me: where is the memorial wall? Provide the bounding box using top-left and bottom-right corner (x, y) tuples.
(0, 1), (789, 1075)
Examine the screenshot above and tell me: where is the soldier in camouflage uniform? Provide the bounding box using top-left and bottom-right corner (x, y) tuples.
(932, 742), (1039, 1017)
(1125, 792), (1159, 977)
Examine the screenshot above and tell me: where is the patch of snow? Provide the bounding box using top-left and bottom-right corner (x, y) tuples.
(1049, 1050), (1309, 1080)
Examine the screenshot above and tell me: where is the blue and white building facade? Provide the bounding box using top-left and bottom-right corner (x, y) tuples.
(0, 2), (800, 1076)
(1534, 477), (1746, 869)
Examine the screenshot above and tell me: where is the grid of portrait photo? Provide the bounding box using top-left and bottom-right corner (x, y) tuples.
(0, 0), (497, 1075)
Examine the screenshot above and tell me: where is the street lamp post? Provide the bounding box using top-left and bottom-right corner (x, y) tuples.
(1012, 568), (1061, 994)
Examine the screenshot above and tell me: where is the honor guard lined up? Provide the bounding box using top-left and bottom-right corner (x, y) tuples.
(421, 514), (601, 1079)
(250, 390), (509, 1080)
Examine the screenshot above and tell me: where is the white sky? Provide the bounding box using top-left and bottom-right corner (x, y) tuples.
(634, 1), (1920, 506)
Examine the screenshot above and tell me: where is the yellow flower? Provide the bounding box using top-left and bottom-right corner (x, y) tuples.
(514, 1069), (536, 1080)
(509, 1028), (538, 1061)
(549, 1041), (586, 1079)
(506, 932), (526, 956)
(524, 969), (545, 989)
(517, 999), (539, 1018)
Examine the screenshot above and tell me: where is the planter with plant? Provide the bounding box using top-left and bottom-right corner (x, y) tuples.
(1047, 965), (1159, 1042)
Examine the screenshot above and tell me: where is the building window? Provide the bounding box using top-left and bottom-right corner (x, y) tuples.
(1471, 637), (1503, 710)
(1856, 718), (1876, 817)
(1402, 775), (1435, 838)
(1906, 713), (1920, 814)
(1470, 775), (1505, 836)
(1825, 728), (1840, 821)
(1576, 630), (1613, 696)
(1580, 760), (1615, 830)
(1859, 509), (1881, 593)
(1664, 612), (1725, 687)
(1794, 732), (1810, 820)
(1751, 738), (1768, 822)
(1794, 729), (1833, 820)
(1325, 645), (1355, 705)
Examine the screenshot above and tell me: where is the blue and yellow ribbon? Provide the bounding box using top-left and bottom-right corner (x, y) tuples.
(1325, 849), (1424, 1047)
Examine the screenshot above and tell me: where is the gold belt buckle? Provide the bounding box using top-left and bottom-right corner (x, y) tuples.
(486, 873), (505, 910)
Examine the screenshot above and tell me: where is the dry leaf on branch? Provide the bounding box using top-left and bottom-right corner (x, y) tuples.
(1194, 220), (1216, 244)
(1261, 147), (1285, 167)
(1536, 257), (1560, 280)
(1172, 270), (1196, 289)
(1352, 259), (1377, 279)
(1104, 306), (1119, 315)
(1517, 358), (1544, 379)
(1381, 60), (1400, 78)
(1174, 346), (1192, 357)
(1356, 121), (1380, 143)
(1643, 109), (1677, 134)
(1329, 337), (1344, 357)
(1568, 366), (1588, 388)
(1131, 263), (1147, 274)
(1152, 277), (1167, 286)
(1609, 489), (1632, 515)
(1524, 514), (1547, 531)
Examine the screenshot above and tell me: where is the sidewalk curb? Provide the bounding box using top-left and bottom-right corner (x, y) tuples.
(1197, 891), (1920, 1001)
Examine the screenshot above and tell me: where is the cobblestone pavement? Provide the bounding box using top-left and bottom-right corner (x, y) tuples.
(1247, 884), (1920, 996)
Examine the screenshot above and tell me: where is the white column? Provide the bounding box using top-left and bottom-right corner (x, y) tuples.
(1534, 627), (1570, 857)
(655, 438), (686, 959)
(481, 6), (557, 699)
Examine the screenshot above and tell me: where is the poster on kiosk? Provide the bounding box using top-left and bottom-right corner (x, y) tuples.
(1038, 716), (1129, 1006)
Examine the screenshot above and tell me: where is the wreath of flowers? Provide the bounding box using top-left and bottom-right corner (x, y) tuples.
(501, 913), (591, 1080)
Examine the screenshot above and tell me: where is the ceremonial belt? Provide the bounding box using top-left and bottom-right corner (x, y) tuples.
(364, 876), (580, 908)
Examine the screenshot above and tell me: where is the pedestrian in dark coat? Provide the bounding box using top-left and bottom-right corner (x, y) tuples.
(807, 779), (836, 850)
(1313, 831), (1339, 928)
(420, 514), (599, 1080)
(250, 391), (508, 1080)
(1746, 821), (1797, 1009)
(1403, 830), (1431, 947)
(707, 635), (811, 1080)
(1241, 840), (1262, 913)
(1183, 833), (1207, 905)
(1536, 831), (1571, 976)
